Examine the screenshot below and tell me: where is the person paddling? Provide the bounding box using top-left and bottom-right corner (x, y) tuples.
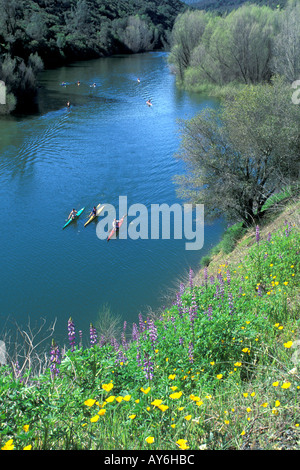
(88, 206), (97, 218)
(68, 208), (77, 220)
(112, 218), (120, 230)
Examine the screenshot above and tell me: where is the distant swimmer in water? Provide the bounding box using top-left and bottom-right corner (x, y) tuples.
(90, 83), (96, 87)
(146, 99), (152, 106)
(61, 81), (66, 86)
(137, 78), (140, 83)
(77, 81), (80, 86)
(66, 101), (71, 108)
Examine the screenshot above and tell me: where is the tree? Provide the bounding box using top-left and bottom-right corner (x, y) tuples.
(168, 10), (210, 81)
(272, 0), (300, 83)
(175, 77), (300, 226)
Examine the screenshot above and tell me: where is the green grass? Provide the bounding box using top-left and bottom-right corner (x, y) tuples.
(0, 210), (299, 450)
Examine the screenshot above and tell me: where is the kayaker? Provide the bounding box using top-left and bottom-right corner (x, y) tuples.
(77, 81), (80, 86)
(88, 206), (97, 218)
(137, 78), (140, 83)
(112, 218), (120, 230)
(146, 99), (152, 106)
(67, 101), (70, 108)
(68, 208), (77, 220)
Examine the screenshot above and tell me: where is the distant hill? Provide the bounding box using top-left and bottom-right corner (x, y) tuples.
(182, 0), (287, 12)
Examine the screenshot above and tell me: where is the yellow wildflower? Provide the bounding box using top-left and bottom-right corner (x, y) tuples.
(102, 383), (114, 392)
(158, 404), (169, 412)
(146, 436), (154, 444)
(151, 399), (163, 407)
(84, 399), (96, 407)
(1, 439), (14, 450)
(170, 391), (182, 399)
(90, 415), (99, 423)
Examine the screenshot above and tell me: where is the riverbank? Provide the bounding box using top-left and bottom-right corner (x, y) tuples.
(1, 195), (299, 450)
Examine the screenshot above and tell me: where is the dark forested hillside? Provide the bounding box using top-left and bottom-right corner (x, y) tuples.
(0, 0), (185, 113)
(183, 0), (287, 12)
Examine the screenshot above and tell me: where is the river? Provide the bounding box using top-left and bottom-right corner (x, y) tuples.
(0, 51), (224, 345)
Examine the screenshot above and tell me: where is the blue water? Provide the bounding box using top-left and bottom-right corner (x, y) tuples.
(0, 52), (223, 344)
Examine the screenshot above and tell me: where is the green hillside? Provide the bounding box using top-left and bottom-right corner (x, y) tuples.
(183, 0), (287, 12)
(1, 197), (299, 450)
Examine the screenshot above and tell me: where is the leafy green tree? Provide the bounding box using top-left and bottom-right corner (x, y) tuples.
(175, 77), (300, 225)
(272, 0), (300, 82)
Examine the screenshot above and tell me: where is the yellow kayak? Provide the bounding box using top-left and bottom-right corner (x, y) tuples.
(84, 204), (104, 227)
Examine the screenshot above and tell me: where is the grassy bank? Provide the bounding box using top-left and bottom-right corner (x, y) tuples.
(0, 199), (299, 450)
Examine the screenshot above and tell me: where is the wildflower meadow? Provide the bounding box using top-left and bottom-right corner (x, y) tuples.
(0, 215), (299, 451)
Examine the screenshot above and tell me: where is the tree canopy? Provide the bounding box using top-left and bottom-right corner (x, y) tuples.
(169, 1), (300, 89)
(175, 77), (300, 225)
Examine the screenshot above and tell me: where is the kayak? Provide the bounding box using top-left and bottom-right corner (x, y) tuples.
(84, 204), (104, 227)
(62, 207), (85, 229)
(107, 215), (126, 242)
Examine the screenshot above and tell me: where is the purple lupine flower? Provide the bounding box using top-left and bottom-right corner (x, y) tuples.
(175, 292), (184, 318)
(214, 285), (220, 298)
(226, 270), (231, 286)
(89, 323), (97, 346)
(170, 316), (176, 332)
(139, 313), (145, 332)
(219, 278), (224, 299)
(209, 276), (215, 285)
(143, 352), (154, 380)
(188, 342), (194, 363)
(255, 225), (260, 244)
(50, 339), (61, 378)
(179, 283), (185, 295)
(79, 330), (83, 349)
(148, 319), (158, 348)
(111, 337), (119, 351)
(116, 348), (127, 364)
(189, 294), (198, 325)
(179, 337), (184, 345)
(132, 323), (139, 342)
(257, 284), (263, 297)
(189, 268), (194, 289)
(207, 305), (213, 320)
(267, 232), (272, 242)
(99, 334), (106, 347)
(68, 317), (76, 352)
(228, 292), (234, 315)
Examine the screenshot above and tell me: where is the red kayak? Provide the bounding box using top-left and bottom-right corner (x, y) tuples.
(107, 215), (126, 242)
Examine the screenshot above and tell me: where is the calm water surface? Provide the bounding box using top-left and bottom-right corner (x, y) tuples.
(0, 52), (224, 343)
